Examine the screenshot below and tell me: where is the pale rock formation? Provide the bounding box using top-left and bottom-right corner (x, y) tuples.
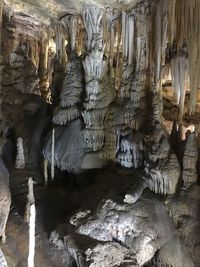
(51, 192), (194, 267)
(60, 51), (84, 109)
(117, 131), (144, 169)
(145, 123), (180, 195)
(124, 176), (147, 204)
(85, 242), (137, 267)
(0, 155), (11, 243)
(82, 5), (110, 153)
(53, 107), (80, 125)
(43, 119), (84, 173)
(53, 49), (84, 126)
(0, 249), (8, 267)
(15, 137), (25, 169)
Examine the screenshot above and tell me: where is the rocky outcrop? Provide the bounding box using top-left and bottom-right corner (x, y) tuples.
(50, 191), (195, 267)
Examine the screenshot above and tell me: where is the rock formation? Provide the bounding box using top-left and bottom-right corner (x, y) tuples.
(0, 0), (200, 266)
(0, 140), (11, 243)
(15, 137), (25, 169)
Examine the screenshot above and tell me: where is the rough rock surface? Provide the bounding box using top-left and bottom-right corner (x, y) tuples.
(50, 190), (195, 267)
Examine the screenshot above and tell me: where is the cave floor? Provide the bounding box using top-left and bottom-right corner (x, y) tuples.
(1, 166), (134, 267)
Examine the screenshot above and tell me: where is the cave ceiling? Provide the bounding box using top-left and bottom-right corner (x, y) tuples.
(4, 0), (139, 25)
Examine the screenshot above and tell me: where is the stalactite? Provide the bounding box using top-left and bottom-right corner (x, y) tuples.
(119, 10), (135, 99)
(51, 128), (55, 181)
(146, 153), (180, 195)
(82, 109), (107, 129)
(38, 37), (50, 100)
(128, 15), (134, 66)
(170, 48), (188, 121)
(54, 47), (84, 127)
(53, 107), (80, 125)
(68, 15), (77, 51)
(0, 0), (3, 54)
(167, 0), (200, 114)
(59, 15), (81, 53)
(117, 131), (144, 169)
(82, 5), (103, 51)
(155, 3), (162, 81)
(43, 120), (84, 173)
(55, 22), (66, 67)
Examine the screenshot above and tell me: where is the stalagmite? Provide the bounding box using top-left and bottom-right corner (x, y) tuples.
(15, 137), (25, 169)
(51, 128), (55, 181)
(27, 177), (36, 267)
(43, 159), (48, 187)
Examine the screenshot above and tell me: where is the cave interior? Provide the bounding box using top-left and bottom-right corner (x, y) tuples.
(0, 0), (200, 266)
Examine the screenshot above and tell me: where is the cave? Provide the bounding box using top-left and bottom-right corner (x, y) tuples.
(0, 0), (200, 266)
